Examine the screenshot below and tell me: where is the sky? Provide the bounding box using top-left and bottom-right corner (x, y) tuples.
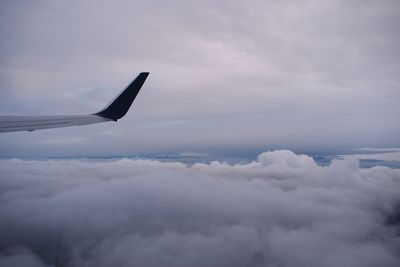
(0, 0), (399, 157)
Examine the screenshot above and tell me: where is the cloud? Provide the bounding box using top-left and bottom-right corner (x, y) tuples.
(355, 148), (400, 153)
(343, 152), (400, 162)
(0, 248), (50, 267)
(1, 150), (399, 267)
(339, 148), (400, 162)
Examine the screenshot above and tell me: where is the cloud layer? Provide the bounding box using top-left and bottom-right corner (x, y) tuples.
(1, 150), (399, 267)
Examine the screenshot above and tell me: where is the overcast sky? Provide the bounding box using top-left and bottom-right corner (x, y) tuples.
(0, 0), (399, 157)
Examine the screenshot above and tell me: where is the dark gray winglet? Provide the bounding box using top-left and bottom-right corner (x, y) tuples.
(96, 72), (149, 121)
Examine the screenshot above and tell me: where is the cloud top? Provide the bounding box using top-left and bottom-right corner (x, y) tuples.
(0, 150), (399, 266)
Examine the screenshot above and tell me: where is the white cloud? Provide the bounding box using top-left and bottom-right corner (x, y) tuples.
(355, 148), (400, 152)
(0, 150), (399, 266)
(343, 152), (400, 162)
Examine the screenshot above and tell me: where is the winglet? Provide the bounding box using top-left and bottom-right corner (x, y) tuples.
(96, 72), (149, 121)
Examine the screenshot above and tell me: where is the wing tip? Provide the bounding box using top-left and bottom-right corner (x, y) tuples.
(96, 72), (149, 121)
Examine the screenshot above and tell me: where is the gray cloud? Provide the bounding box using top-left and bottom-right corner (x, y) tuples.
(0, 0), (399, 156)
(1, 150), (399, 266)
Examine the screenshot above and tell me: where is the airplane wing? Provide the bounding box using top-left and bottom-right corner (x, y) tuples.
(0, 72), (149, 133)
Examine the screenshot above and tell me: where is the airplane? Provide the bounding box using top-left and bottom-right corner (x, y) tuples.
(0, 72), (149, 133)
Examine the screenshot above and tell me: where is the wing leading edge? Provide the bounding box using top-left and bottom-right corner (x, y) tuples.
(0, 72), (149, 133)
